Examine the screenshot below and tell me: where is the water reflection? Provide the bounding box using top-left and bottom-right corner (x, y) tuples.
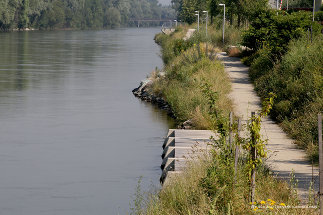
(0, 28), (173, 214)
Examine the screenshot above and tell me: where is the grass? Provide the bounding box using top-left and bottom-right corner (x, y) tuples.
(133, 145), (318, 214)
(151, 37), (232, 128)
(132, 25), (320, 215)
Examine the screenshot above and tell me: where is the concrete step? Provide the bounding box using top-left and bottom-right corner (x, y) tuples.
(160, 129), (216, 184)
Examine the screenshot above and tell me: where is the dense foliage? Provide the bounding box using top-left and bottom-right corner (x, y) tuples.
(0, 0), (175, 31)
(171, 0), (269, 25)
(241, 10), (323, 161)
(242, 10), (320, 57)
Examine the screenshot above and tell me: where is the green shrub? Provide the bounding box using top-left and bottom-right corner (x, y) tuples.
(250, 33), (323, 161)
(315, 11), (323, 21)
(242, 10), (320, 58)
(173, 39), (193, 56)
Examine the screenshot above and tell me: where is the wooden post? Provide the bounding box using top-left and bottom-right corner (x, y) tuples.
(229, 112), (233, 148)
(318, 113), (322, 215)
(250, 112), (256, 203)
(205, 43), (208, 58)
(234, 118), (241, 184)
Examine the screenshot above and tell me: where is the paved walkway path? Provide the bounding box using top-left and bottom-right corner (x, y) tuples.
(217, 52), (319, 201)
(183, 29), (196, 41)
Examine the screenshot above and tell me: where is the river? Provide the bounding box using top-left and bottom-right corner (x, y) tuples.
(0, 28), (173, 215)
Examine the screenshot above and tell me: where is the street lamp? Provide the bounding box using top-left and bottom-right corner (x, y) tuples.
(313, 0), (315, 22)
(174, 19), (178, 27)
(203, 11), (208, 37)
(195, 11), (199, 32)
(219, 4), (225, 44)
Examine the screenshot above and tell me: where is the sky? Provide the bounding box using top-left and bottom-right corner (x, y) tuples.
(159, 0), (172, 5)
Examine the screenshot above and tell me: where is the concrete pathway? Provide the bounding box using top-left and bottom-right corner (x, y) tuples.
(217, 52), (319, 201)
(183, 29), (196, 41)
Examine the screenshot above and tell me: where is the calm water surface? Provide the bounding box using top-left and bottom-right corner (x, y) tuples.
(0, 28), (173, 215)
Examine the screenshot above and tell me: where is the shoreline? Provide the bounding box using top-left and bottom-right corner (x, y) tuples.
(132, 78), (174, 119)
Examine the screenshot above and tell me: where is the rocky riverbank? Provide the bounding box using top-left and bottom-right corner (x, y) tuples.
(132, 75), (193, 129)
(132, 77), (173, 116)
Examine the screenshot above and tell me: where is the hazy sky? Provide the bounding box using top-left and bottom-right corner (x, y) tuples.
(159, 0), (172, 5)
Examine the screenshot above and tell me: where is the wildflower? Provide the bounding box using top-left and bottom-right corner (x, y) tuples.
(260, 201), (266, 204)
(267, 199), (273, 202)
(270, 201), (276, 205)
(279, 203), (286, 206)
(268, 207), (274, 210)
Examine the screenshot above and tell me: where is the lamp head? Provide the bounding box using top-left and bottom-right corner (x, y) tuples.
(219, 3), (225, 6)
(203, 11), (208, 13)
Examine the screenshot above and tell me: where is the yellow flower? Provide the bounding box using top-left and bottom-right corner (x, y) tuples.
(268, 207), (274, 210)
(260, 201), (266, 204)
(280, 203), (286, 206)
(270, 201), (276, 205)
(267, 199), (273, 202)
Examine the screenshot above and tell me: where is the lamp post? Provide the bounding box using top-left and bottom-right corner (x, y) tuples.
(313, 0), (315, 22)
(195, 11), (199, 32)
(203, 11), (208, 37)
(219, 4), (225, 44)
(174, 20), (178, 27)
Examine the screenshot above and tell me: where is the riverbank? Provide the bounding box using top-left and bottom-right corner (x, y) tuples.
(132, 26), (318, 214)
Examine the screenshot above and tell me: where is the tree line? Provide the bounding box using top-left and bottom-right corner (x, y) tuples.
(0, 0), (175, 31)
(171, 0), (314, 25)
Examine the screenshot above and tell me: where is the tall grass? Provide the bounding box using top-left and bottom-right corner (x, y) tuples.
(246, 34), (323, 161)
(134, 143), (317, 214)
(150, 43), (232, 128)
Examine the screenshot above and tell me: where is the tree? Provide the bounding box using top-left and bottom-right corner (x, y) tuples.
(179, 0), (197, 24)
(209, 0), (218, 23)
(18, 0), (30, 29)
(104, 7), (121, 27)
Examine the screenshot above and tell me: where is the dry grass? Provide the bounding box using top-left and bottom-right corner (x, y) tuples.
(151, 44), (232, 128)
(134, 149), (319, 215)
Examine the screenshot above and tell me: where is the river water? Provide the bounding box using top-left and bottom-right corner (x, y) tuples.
(0, 28), (173, 215)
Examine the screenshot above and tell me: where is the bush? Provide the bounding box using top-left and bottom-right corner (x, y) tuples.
(315, 11), (323, 21)
(242, 10), (320, 58)
(249, 33), (323, 161)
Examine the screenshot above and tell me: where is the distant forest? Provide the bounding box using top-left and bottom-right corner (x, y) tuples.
(0, 0), (176, 31)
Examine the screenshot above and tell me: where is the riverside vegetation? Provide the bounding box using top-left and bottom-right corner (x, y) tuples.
(240, 9), (323, 162)
(131, 20), (321, 215)
(131, 3), (323, 214)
